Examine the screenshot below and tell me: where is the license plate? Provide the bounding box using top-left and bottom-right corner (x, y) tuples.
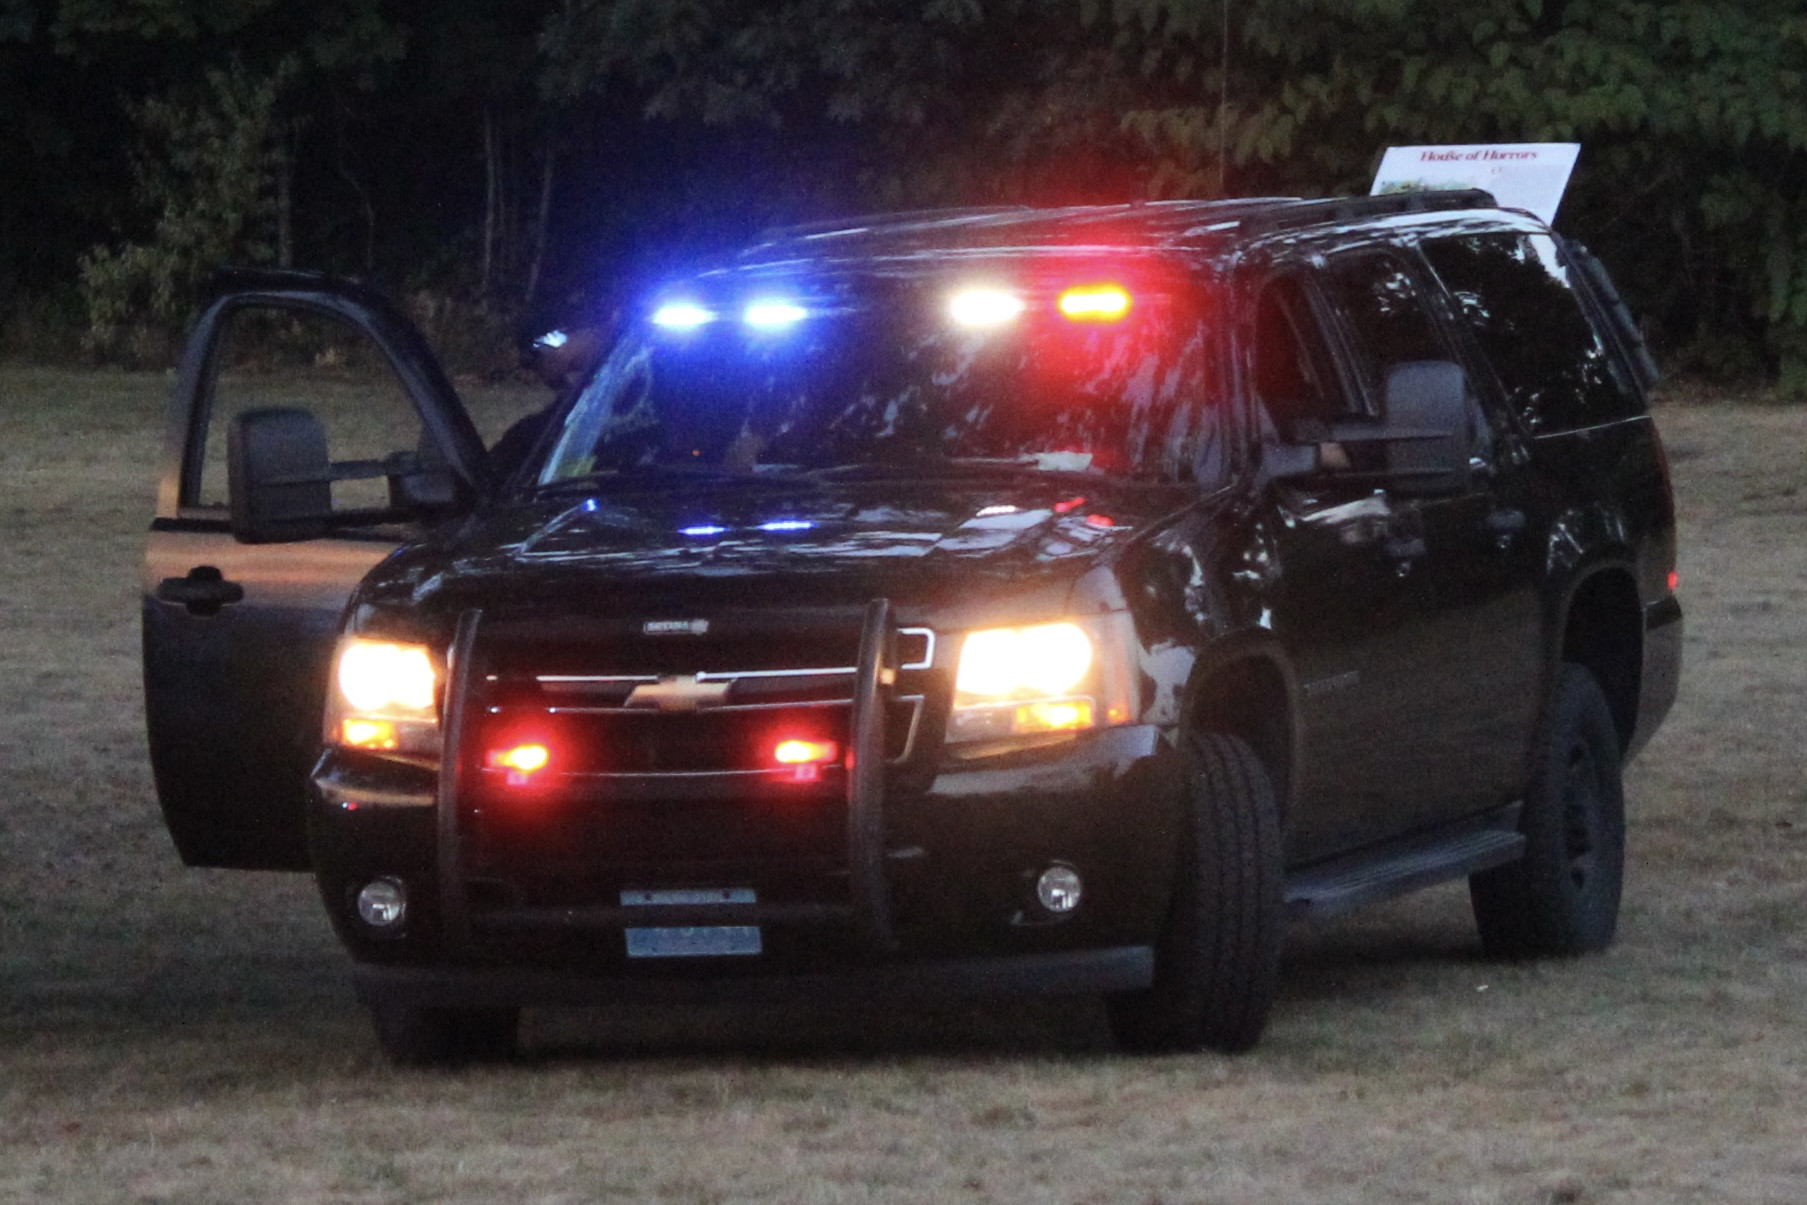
(625, 926), (763, 958)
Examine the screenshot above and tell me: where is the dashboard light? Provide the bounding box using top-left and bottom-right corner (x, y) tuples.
(949, 287), (1025, 328)
(1058, 285), (1132, 322)
(744, 300), (808, 330)
(652, 301), (715, 330)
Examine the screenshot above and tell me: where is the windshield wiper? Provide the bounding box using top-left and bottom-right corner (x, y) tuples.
(537, 463), (756, 493)
(806, 456), (1078, 483)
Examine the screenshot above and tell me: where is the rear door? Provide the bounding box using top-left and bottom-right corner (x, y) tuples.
(143, 273), (489, 868)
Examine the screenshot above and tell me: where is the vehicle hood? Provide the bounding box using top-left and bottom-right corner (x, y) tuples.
(355, 477), (1175, 626)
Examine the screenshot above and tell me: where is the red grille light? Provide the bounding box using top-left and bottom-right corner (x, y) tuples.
(486, 743), (551, 786)
(773, 738), (839, 783)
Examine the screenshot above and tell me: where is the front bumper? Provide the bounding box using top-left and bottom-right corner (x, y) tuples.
(352, 944), (1154, 1011)
(313, 601), (1184, 993)
(314, 721), (1183, 981)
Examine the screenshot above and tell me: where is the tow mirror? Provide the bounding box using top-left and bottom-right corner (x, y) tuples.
(229, 407), (332, 543)
(1382, 360), (1475, 495)
(229, 407), (461, 544)
(1263, 359), (1477, 494)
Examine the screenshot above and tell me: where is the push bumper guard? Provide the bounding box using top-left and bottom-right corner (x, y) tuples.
(429, 600), (942, 960)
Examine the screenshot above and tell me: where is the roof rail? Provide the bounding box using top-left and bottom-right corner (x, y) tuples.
(753, 205), (1034, 245)
(1238, 189), (1498, 236)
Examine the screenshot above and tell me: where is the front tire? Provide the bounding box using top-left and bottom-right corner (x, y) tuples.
(1106, 732), (1284, 1054)
(1470, 663), (1625, 957)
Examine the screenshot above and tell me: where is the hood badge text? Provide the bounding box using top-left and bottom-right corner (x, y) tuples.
(643, 619), (710, 636)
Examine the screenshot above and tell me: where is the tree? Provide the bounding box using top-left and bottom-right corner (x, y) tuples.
(78, 60), (289, 361)
(541, 0), (1807, 381)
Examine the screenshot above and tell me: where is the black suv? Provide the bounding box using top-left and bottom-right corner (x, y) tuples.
(143, 192), (1681, 1062)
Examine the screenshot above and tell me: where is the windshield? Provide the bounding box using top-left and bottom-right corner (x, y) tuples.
(538, 262), (1226, 488)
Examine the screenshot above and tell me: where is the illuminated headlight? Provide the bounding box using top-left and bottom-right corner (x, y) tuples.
(948, 615), (1136, 743)
(325, 637), (441, 758)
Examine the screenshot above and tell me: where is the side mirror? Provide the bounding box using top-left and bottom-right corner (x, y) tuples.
(1381, 360), (1476, 495)
(229, 407), (332, 543)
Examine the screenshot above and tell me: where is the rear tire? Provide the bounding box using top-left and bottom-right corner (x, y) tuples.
(1106, 732), (1284, 1054)
(1470, 663), (1625, 957)
(370, 1003), (520, 1067)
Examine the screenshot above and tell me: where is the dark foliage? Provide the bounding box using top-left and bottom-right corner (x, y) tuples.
(3, 0), (1803, 382)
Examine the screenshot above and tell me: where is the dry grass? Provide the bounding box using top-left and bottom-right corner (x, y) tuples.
(2, 366), (1804, 1203)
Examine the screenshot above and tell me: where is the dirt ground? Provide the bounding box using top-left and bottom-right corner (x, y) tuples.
(1, 366), (1802, 1204)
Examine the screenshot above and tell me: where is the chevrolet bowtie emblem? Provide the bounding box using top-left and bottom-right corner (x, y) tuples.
(625, 675), (732, 711)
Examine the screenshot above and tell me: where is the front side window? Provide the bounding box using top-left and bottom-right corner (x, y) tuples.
(1420, 232), (1639, 433)
(539, 261), (1229, 489)
(1322, 251), (1450, 408)
(1251, 274), (1355, 435)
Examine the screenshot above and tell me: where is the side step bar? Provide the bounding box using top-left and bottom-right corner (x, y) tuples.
(1285, 811), (1525, 919)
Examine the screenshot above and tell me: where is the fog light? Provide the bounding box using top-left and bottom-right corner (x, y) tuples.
(1036, 865), (1083, 914)
(356, 877), (408, 928)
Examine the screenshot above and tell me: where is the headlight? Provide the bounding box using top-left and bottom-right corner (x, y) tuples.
(326, 637), (441, 757)
(948, 615), (1136, 743)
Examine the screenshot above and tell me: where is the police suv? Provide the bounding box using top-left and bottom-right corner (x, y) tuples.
(143, 192), (1681, 1062)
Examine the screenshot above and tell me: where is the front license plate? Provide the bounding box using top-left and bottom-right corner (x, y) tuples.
(625, 926), (763, 958)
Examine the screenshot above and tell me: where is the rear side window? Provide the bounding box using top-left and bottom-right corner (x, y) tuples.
(1420, 233), (1640, 433)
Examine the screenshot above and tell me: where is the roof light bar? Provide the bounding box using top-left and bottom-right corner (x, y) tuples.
(1057, 285), (1132, 322)
(744, 300), (808, 330)
(652, 301), (716, 330)
(949, 287), (1025, 329)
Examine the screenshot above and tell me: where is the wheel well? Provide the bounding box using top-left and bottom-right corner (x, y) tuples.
(1561, 570), (1642, 752)
(1190, 657), (1293, 823)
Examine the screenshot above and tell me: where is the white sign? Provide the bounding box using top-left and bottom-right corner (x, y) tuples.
(1371, 143), (1580, 224)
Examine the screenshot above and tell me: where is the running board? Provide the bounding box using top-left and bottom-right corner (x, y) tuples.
(1285, 822), (1525, 919)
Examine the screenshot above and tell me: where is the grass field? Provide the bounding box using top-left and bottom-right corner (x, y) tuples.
(2, 365), (1803, 1203)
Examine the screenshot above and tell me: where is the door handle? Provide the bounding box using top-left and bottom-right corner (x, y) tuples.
(1485, 508), (1527, 537)
(156, 566), (245, 617)
(1382, 535), (1427, 570)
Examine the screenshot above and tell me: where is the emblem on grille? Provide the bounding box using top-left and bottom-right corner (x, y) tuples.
(626, 675), (732, 711)
(642, 618), (709, 636)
